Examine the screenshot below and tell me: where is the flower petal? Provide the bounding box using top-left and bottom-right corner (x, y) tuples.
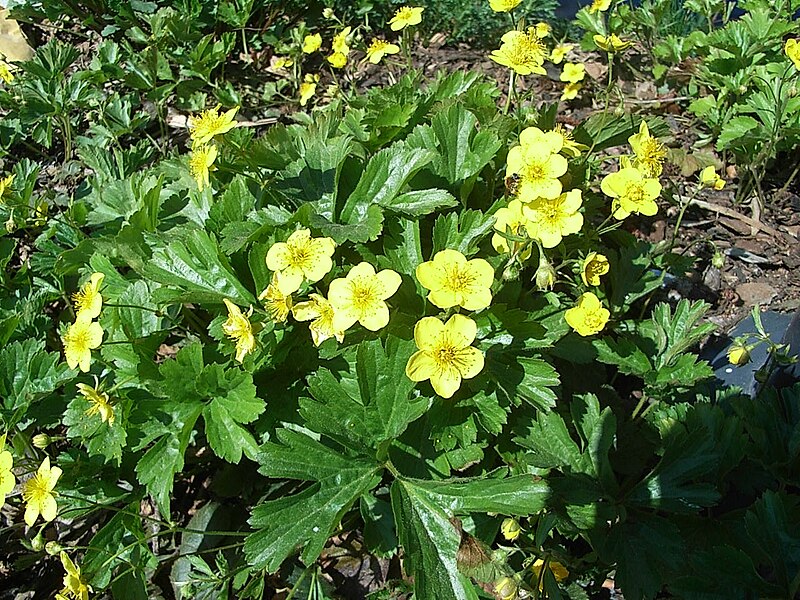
(445, 314), (478, 346)
(24, 501), (40, 527)
(40, 493), (58, 522)
(265, 242), (290, 271)
(414, 316), (445, 351)
(359, 302), (390, 331)
(416, 260), (444, 291)
(455, 347), (485, 380)
(376, 269), (402, 299)
(430, 366), (462, 398)
(405, 350), (437, 382)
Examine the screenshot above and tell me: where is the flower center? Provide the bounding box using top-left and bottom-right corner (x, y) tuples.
(288, 243), (312, 267)
(350, 278), (379, 312)
(624, 181), (647, 205)
(434, 342), (458, 368)
(23, 475), (48, 503)
(522, 161), (547, 182)
(583, 309), (605, 329)
(444, 265), (474, 293)
(68, 329), (91, 352)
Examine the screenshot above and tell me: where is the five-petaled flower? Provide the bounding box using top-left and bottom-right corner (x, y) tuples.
(189, 144), (218, 191)
(506, 127), (569, 201)
(581, 252), (610, 286)
(366, 39), (400, 64)
(302, 33), (322, 54)
(490, 29), (548, 76)
(389, 6), (424, 30)
(266, 228), (336, 294)
(601, 166), (661, 220)
(588, 0), (612, 13)
(629, 121), (666, 177)
(560, 63), (585, 83)
(565, 292), (610, 336)
(259, 273), (293, 323)
(77, 378), (115, 426)
(22, 456), (62, 526)
(699, 165), (725, 190)
(62, 316), (104, 373)
(292, 293), (346, 346)
(58, 551), (92, 600)
(405, 314), (485, 398)
(561, 82), (582, 101)
(523, 189), (584, 248)
(416, 249), (494, 311)
(72, 272), (104, 320)
(222, 299), (255, 363)
(328, 262), (401, 332)
(0, 434), (15, 511)
(550, 43), (574, 64)
(188, 105), (238, 147)
(488, 0), (522, 12)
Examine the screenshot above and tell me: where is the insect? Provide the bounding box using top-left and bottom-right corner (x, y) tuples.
(504, 173), (521, 197)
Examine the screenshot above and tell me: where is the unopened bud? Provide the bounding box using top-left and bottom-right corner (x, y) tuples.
(711, 250), (724, 269)
(30, 533), (45, 552)
(727, 342), (750, 366)
(45, 541), (64, 556)
(534, 255), (556, 291)
(501, 518), (521, 541)
(494, 576), (518, 600)
(502, 262), (521, 282)
(322, 7), (335, 19)
(613, 104), (625, 117)
(790, 86), (798, 98)
(32, 434), (51, 449)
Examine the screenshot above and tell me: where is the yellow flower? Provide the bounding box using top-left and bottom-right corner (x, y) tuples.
(258, 273), (293, 323)
(581, 252), (609, 286)
(328, 262), (401, 331)
(490, 29), (547, 76)
(492, 199), (533, 253)
(389, 6), (424, 31)
(222, 299), (255, 363)
(565, 292), (610, 336)
(560, 63), (585, 83)
(302, 33), (322, 54)
(273, 56), (293, 70)
(332, 26), (352, 54)
(327, 51), (348, 69)
(189, 144), (218, 191)
(588, 0), (612, 13)
(494, 576), (519, 600)
(77, 379), (115, 426)
(489, 0), (522, 12)
(292, 293), (345, 346)
(786, 38), (800, 70)
(727, 342), (751, 366)
(188, 105), (238, 147)
(265, 228), (336, 294)
(72, 272), (104, 320)
(366, 39), (400, 64)
(0, 173), (14, 200)
(552, 124), (587, 157)
(0, 61), (13, 84)
(629, 121), (666, 177)
(601, 166), (661, 220)
(416, 249), (494, 311)
(699, 165), (725, 190)
(535, 22), (551, 38)
(550, 43), (573, 64)
(0, 434), (15, 510)
(59, 552), (91, 600)
(531, 558), (570, 590)
(299, 74), (319, 106)
(522, 189), (584, 248)
(501, 518), (521, 541)
(405, 314), (485, 399)
(22, 456), (62, 526)
(593, 33), (633, 53)
(506, 127), (568, 200)
(62, 316), (104, 373)
(561, 82), (582, 101)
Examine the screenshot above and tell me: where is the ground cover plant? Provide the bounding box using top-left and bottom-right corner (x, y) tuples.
(1, 0), (800, 599)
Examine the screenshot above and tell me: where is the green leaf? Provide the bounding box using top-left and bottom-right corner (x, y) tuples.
(607, 236), (663, 310)
(308, 203), (384, 244)
(0, 339), (74, 418)
(339, 144), (435, 224)
(244, 429), (381, 571)
(64, 392), (127, 464)
(432, 209), (494, 257)
(300, 336), (427, 454)
(570, 394), (617, 493)
(378, 188), (458, 217)
(716, 115), (759, 151)
(406, 104), (501, 185)
(592, 336), (652, 376)
(360, 493), (399, 557)
(391, 479), (479, 600)
(142, 227), (255, 305)
(201, 370), (263, 464)
(486, 351), (559, 411)
(640, 299), (716, 370)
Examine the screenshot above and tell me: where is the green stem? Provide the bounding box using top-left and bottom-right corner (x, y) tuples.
(503, 69), (516, 115)
(669, 186), (701, 252)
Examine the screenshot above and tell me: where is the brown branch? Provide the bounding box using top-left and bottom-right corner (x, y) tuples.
(689, 198), (794, 242)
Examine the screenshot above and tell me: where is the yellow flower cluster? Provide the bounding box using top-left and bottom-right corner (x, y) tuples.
(62, 272), (105, 372)
(187, 105), (239, 191)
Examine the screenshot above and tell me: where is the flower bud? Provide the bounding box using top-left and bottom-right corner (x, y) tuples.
(322, 7), (335, 18)
(45, 541), (64, 556)
(789, 85), (798, 98)
(32, 433), (51, 449)
(502, 262), (521, 282)
(501, 518), (521, 541)
(30, 533), (45, 552)
(494, 576), (519, 600)
(534, 255), (556, 291)
(727, 342), (750, 366)
(711, 250), (725, 269)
